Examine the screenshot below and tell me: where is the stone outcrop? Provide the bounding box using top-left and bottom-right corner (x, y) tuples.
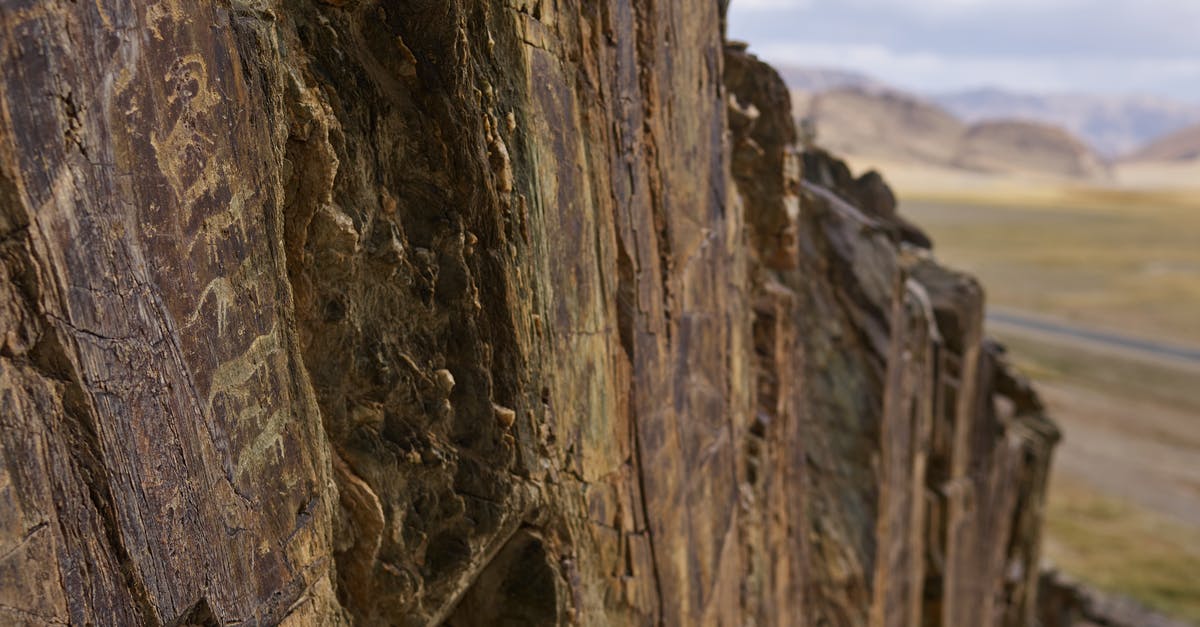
(728, 47), (1059, 626)
(1038, 571), (1195, 627)
(0, 1), (1057, 625)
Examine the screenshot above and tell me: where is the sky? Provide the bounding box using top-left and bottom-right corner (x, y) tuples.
(726, 0), (1200, 101)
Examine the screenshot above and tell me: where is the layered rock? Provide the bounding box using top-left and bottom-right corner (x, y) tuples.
(727, 49), (1059, 626)
(0, 2), (1057, 625)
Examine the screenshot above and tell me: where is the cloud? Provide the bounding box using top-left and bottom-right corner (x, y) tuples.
(731, 0), (1185, 13)
(726, 0), (1200, 100)
(733, 0), (811, 9)
(748, 41), (1200, 99)
(732, 0), (1079, 15)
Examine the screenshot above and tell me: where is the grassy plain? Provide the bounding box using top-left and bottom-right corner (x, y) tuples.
(902, 189), (1200, 345)
(1044, 476), (1200, 623)
(998, 333), (1200, 621)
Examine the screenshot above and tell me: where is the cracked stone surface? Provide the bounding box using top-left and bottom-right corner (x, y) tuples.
(0, 1), (1062, 625)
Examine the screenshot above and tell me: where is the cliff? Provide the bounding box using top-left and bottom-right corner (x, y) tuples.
(0, 1), (1056, 625)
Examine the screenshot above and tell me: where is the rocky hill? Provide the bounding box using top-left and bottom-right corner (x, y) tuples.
(956, 120), (1107, 179)
(1126, 123), (1200, 162)
(799, 86), (1109, 180)
(936, 88), (1200, 158)
(779, 65), (1200, 162)
(0, 2), (1080, 626)
(801, 87), (964, 165)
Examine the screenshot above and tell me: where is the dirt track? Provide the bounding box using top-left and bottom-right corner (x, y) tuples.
(989, 307), (1200, 369)
(1038, 381), (1200, 526)
(987, 311), (1200, 525)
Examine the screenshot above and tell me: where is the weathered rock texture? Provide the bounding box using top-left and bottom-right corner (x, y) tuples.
(0, 1), (1057, 625)
(727, 47), (1059, 627)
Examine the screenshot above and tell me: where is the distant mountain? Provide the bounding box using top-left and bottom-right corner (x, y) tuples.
(795, 85), (1108, 181)
(934, 88), (1200, 158)
(803, 87), (962, 165)
(1126, 123), (1200, 162)
(955, 120), (1105, 179)
(776, 67), (1200, 159)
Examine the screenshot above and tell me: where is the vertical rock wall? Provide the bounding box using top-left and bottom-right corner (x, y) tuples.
(726, 48), (1058, 627)
(0, 1), (1056, 625)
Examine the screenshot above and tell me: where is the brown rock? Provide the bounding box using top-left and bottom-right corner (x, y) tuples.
(0, 1), (1060, 625)
(1039, 570), (1194, 627)
(493, 405), (516, 430)
(434, 369), (456, 395)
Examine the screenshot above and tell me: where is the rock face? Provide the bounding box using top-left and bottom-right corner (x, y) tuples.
(0, 2), (1057, 626)
(729, 49), (1059, 626)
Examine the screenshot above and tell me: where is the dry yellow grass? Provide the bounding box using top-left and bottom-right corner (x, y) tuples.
(999, 332), (1200, 624)
(901, 189), (1200, 345)
(846, 156), (1200, 208)
(995, 331), (1200, 415)
(1116, 159), (1200, 191)
(907, 184), (1200, 212)
(1045, 476), (1200, 623)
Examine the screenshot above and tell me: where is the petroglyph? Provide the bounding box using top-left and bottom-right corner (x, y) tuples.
(181, 192), (249, 265)
(184, 277), (237, 336)
(236, 407), (291, 485)
(150, 53), (226, 210)
(0, 3), (1062, 625)
(205, 323), (283, 414)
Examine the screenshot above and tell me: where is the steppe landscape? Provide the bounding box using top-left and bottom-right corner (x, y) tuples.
(794, 74), (1200, 620)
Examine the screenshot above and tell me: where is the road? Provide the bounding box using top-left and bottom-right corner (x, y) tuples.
(987, 306), (1200, 526)
(986, 307), (1200, 369)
